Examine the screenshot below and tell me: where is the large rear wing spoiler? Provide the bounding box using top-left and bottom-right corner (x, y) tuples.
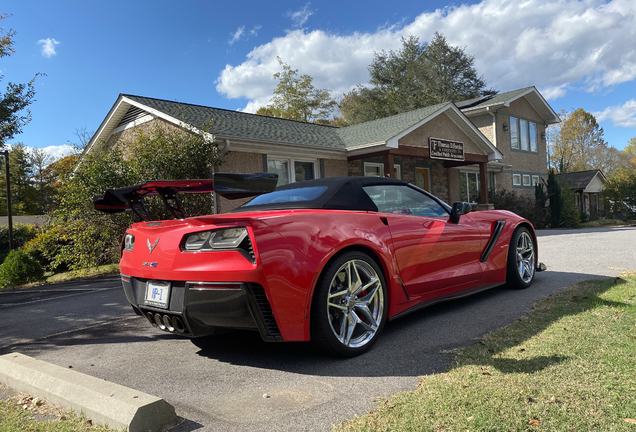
(93, 172), (278, 221)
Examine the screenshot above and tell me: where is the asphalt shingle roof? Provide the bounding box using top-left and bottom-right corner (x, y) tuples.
(334, 103), (448, 149)
(123, 95), (344, 150)
(123, 94), (453, 151)
(457, 87), (533, 111)
(555, 170), (604, 190)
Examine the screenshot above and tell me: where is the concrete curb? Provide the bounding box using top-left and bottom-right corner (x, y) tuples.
(0, 352), (176, 432)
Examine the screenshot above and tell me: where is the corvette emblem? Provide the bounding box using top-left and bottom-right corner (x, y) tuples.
(147, 238), (159, 254)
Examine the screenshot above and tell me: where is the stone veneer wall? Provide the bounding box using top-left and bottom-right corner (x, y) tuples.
(323, 159), (348, 178)
(347, 157), (450, 204)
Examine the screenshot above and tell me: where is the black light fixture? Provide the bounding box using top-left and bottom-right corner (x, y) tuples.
(502, 121), (508, 132)
(540, 132), (546, 140)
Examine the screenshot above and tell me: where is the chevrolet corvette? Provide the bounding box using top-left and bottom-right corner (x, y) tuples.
(95, 173), (544, 356)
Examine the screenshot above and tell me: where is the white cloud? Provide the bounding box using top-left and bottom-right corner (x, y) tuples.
(217, 0), (636, 112)
(287, 3), (315, 28)
(39, 144), (75, 160)
(229, 26), (245, 46)
(594, 100), (636, 128)
(4, 144), (75, 164)
(37, 38), (60, 58)
(250, 25), (262, 36)
(539, 84), (570, 101)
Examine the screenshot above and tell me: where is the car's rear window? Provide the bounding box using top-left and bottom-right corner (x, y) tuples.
(243, 186), (328, 206)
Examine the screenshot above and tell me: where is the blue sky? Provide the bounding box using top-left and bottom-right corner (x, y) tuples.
(3, 0), (636, 159)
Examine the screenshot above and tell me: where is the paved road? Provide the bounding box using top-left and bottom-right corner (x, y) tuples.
(1, 227), (634, 431)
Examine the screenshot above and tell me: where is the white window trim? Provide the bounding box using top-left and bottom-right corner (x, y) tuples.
(267, 156), (320, 183)
(510, 116), (539, 153)
(522, 174), (531, 186)
(532, 175), (540, 186)
(513, 173), (522, 186)
(460, 171), (480, 204)
(363, 162), (401, 179)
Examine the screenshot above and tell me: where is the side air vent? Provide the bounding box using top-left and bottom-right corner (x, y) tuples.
(245, 284), (282, 341)
(117, 106), (149, 127)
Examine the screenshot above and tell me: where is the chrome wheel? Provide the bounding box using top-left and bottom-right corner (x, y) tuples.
(326, 259), (384, 349)
(516, 231), (535, 284)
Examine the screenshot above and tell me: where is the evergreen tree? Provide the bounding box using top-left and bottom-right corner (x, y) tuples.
(339, 33), (495, 125)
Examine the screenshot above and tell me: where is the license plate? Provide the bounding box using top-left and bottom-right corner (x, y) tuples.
(145, 281), (171, 309)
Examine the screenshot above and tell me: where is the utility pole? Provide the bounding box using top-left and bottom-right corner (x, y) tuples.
(1, 150), (13, 251)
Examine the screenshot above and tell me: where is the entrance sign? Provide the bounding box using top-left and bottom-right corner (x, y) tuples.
(429, 138), (465, 161)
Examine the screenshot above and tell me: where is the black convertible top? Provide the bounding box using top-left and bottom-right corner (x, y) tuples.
(231, 176), (451, 213)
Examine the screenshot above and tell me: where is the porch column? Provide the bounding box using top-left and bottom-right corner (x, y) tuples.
(479, 161), (488, 204)
(383, 152), (395, 178)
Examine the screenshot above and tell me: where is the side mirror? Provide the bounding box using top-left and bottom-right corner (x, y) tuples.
(449, 201), (472, 224)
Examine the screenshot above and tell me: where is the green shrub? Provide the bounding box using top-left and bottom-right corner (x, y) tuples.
(23, 223), (70, 272)
(0, 223), (41, 263)
(0, 249), (44, 289)
(560, 185), (581, 228)
(488, 189), (548, 228)
(579, 211), (590, 223)
(49, 122), (222, 270)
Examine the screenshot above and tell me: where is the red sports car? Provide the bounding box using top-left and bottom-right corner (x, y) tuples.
(95, 174), (544, 356)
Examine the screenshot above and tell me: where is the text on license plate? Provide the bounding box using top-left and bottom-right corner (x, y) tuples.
(145, 281), (171, 309)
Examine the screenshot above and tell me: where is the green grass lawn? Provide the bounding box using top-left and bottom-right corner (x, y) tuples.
(0, 396), (117, 432)
(336, 276), (636, 431)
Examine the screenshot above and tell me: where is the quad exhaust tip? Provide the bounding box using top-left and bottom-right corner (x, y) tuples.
(143, 310), (188, 334)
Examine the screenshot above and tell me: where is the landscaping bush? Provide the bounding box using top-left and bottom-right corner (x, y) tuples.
(22, 223), (70, 272)
(46, 122), (222, 270)
(0, 223), (41, 263)
(488, 189), (548, 228)
(0, 249), (44, 289)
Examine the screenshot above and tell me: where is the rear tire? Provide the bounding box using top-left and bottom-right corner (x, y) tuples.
(507, 227), (536, 289)
(311, 251), (387, 357)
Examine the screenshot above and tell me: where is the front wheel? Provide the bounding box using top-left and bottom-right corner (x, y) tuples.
(507, 227), (536, 289)
(311, 251), (387, 357)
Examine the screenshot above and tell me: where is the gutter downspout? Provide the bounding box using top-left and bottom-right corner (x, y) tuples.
(212, 138), (231, 214)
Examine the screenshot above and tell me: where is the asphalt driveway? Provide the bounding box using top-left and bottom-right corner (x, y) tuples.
(1, 226), (634, 431)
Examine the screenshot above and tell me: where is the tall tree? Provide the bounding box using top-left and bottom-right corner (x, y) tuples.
(256, 57), (336, 124)
(339, 33), (495, 125)
(0, 14), (40, 146)
(548, 108), (618, 174)
(618, 136), (636, 173)
(0, 143), (38, 215)
(29, 148), (56, 213)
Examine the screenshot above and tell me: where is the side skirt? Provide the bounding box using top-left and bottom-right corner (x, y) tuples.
(389, 281), (506, 321)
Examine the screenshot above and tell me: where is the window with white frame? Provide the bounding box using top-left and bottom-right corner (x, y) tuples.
(510, 117), (519, 150)
(510, 116), (538, 153)
(522, 174), (531, 186)
(512, 173), (521, 186)
(268, 157), (318, 186)
(529, 123), (537, 152)
(532, 175), (540, 186)
(363, 162), (401, 180)
(460, 171), (480, 204)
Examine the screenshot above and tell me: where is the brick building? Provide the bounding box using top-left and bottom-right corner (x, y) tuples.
(86, 87), (559, 212)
